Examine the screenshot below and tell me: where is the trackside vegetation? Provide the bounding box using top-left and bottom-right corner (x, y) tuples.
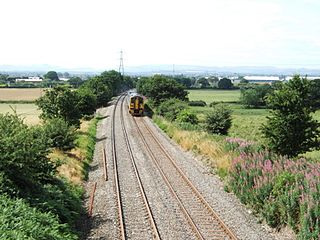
(139, 75), (320, 238)
(0, 70), (134, 239)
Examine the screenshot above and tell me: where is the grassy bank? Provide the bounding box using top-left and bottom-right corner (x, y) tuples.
(151, 89), (320, 237)
(0, 114), (100, 239)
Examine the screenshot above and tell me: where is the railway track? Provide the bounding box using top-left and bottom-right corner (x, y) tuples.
(111, 95), (160, 240)
(133, 116), (237, 240)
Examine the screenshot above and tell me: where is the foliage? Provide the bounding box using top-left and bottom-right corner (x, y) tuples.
(75, 116), (99, 180)
(36, 85), (81, 127)
(204, 104), (232, 135)
(0, 194), (77, 240)
(82, 77), (112, 108)
(43, 118), (76, 151)
(157, 98), (188, 121)
(0, 113), (55, 196)
(137, 75), (188, 106)
(176, 109), (198, 125)
(188, 100), (207, 107)
(44, 71), (59, 81)
(197, 77), (210, 88)
(225, 137), (257, 154)
(76, 87), (97, 116)
(228, 150), (320, 238)
(262, 75), (320, 157)
(218, 77), (233, 89)
(240, 84), (272, 108)
(68, 77), (84, 88)
(309, 78), (320, 109)
(173, 75), (194, 88)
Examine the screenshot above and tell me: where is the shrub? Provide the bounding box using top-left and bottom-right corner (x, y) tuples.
(228, 151), (320, 237)
(176, 109), (198, 125)
(157, 98), (188, 121)
(188, 100), (207, 107)
(43, 118), (77, 151)
(0, 194), (77, 239)
(204, 104), (232, 135)
(209, 101), (223, 107)
(0, 113), (54, 196)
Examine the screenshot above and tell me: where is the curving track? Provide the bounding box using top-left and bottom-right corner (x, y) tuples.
(132, 116), (237, 240)
(111, 95), (160, 240)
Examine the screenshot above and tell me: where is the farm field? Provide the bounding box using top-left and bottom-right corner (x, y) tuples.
(0, 88), (44, 101)
(187, 89), (241, 103)
(188, 89), (268, 142)
(0, 104), (40, 125)
(188, 89), (320, 160)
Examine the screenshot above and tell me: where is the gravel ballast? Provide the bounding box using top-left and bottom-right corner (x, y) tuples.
(80, 98), (294, 240)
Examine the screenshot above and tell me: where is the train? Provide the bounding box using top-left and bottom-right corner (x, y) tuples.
(128, 92), (144, 116)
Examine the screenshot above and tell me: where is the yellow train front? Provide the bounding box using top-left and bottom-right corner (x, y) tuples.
(128, 94), (144, 116)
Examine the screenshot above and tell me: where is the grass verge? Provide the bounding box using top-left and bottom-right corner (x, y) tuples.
(153, 115), (233, 178)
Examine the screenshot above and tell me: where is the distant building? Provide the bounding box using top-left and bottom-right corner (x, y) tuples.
(244, 76), (281, 84)
(15, 76), (42, 83)
(59, 77), (70, 81)
(285, 76), (320, 81)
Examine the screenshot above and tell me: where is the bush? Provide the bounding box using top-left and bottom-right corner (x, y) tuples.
(209, 101), (223, 107)
(0, 113), (54, 196)
(228, 151), (320, 237)
(157, 98), (188, 121)
(0, 194), (77, 239)
(188, 100), (207, 107)
(204, 104), (232, 135)
(176, 109), (198, 125)
(43, 118), (77, 151)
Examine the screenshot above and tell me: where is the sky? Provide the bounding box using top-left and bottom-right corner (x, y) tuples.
(0, 0), (319, 70)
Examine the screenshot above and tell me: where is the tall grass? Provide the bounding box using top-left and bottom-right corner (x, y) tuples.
(153, 116), (232, 177)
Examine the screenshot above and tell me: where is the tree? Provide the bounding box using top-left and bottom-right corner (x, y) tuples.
(240, 84), (272, 108)
(218, 78), (233, 89)
(205, 104), (232, 135)
(137, 75), (188, 106)
(68, 77), (84, 88)
(261, 75), (320, 157)
(36, 86), (81, 127)
(197, 78), (210, 88)
(82, 77), (112, 108)
(309, 78), (320, 109)
(76, 87), (97, 115)
(44, 71), (59, 81)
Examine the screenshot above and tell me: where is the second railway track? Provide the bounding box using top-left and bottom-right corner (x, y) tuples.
(111, 95), (160, 240)
(133, 116), (237, 240)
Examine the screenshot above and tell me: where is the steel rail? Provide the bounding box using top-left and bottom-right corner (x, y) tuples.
(111, 95), (126, 240)
(132, 117), (205, 240)
(119, 96), (161, 240)
(136, 117), (237, 240)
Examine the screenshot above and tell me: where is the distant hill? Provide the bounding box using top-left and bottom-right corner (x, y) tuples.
(1, 64), (320, 76)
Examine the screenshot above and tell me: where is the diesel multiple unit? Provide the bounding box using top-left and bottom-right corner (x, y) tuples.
(128, 93), (144, 116)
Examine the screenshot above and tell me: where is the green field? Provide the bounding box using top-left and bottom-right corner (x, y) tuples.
(188, 89), (320, 160)
(188, 89), (241, 103)
(0, 104), (40, 125)
(188, 89), (268, 142)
